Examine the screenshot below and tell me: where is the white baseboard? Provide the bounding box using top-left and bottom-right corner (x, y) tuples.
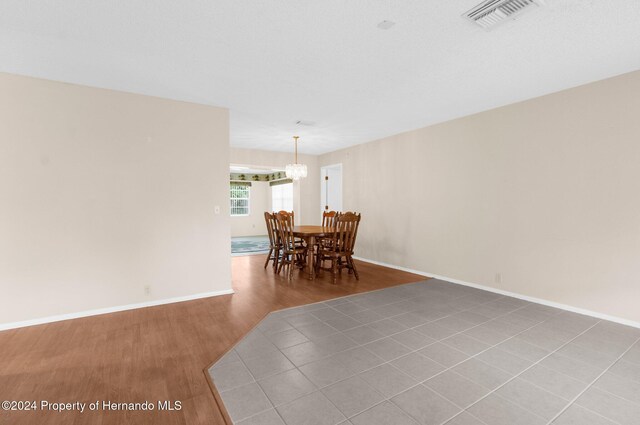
(0, 288), (235, 332)
(354, 256), (640, 330)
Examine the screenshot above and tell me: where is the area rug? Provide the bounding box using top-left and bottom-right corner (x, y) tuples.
(231, 236), (270, 254)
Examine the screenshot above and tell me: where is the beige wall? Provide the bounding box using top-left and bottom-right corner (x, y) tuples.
(320, 70), (640, 323)
(230, 148), (321, 225)
(231, 181), (270, 237)
(0, 73), (232, 326)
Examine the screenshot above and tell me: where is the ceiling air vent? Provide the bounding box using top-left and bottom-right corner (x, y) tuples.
(464, 0), (544, 30)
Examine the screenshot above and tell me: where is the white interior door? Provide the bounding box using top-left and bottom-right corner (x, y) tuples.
(320, 164), (343, 219)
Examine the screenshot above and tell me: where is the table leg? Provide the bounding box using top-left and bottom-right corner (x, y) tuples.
(307, 235), (315, 280)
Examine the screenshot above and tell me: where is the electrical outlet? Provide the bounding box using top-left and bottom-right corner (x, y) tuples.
(144, 285), (151, 295)
(214, 205), (221, 215)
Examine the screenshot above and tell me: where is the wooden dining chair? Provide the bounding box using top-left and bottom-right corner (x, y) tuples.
(315, 212), (361, 284)
(263, 212), (280, 270)
(277, 210), (294, 225)
(276, 210), (305, 248)
(274, 211), (308, 279)
(318, 210), (340, 249)
(322, 210), (340, 228)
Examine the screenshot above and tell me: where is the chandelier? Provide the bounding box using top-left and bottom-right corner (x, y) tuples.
(285, 136), (307, 180)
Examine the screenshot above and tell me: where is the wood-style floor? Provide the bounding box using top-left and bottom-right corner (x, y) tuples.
(0, 255), (425, 425)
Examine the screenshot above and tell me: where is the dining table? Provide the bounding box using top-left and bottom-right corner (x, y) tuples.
(292, 225), (335, 280)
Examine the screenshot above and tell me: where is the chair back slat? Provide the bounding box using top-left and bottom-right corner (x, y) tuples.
(275, 211), (296, 251)
(264, 212), (278, 247)
(322, 210), (339, 230)
(332, 212), (361, 254)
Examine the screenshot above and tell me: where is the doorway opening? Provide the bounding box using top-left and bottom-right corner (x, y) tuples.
(229, 164), (292, 256)
(320, 163), (343, 220)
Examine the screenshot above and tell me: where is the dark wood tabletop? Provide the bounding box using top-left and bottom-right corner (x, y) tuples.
(292, 225), (334, 237)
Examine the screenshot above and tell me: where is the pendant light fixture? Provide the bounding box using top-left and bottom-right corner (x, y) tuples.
(285, 136), (307, 180)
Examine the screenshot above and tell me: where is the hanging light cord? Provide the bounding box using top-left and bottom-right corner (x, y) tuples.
(293, 136), (299, 164)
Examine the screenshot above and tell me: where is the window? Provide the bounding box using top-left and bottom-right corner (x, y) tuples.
(271, 182), (293, 211)
(230, 183), (250, 216)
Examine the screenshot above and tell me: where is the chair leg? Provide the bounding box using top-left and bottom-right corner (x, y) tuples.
(264, 248), (273, 269)
(348, 255), (359, 280)
(273, 248), (279, 271)
(288, 256), (294, 280)
(276, 254), (285, 274)
(331, 256), (338, 285)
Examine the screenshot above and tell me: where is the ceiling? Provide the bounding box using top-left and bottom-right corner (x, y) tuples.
(1, 1), (639, 155)
(230, 166), (284, 175)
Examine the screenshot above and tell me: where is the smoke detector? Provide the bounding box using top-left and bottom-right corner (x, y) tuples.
(377, 20), (396, 30)
(464, 0), (545, 30)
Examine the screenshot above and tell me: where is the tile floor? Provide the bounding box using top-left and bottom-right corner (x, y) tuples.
(209, 279), (640, 425)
